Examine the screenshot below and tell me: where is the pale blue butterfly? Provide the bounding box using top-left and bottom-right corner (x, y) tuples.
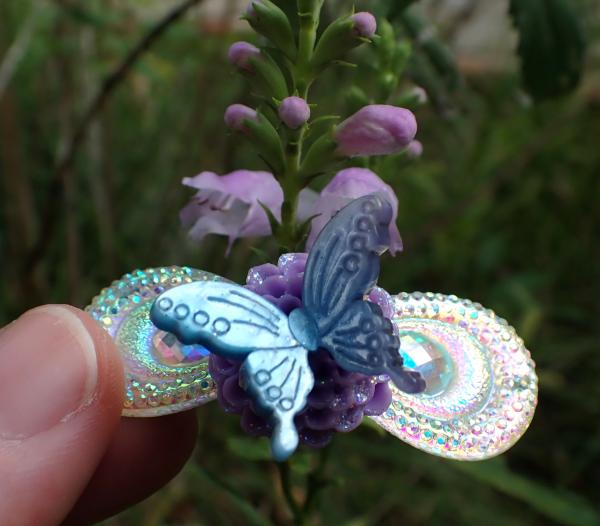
(150, 193), (425, 461)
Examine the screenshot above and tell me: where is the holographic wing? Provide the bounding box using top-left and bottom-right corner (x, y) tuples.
(299, 193), (425, 393)
(241, 348), (314, 461)
(150, 281), (302, 359)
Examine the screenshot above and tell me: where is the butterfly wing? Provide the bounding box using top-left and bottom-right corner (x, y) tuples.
(320, 301), (425, 393)
(152, 281), (312, 460)
(241, 348), (314, 461)
(302, 193), (391, 334)
(150, 281), (301, 359)
(300, 193), (425, 393)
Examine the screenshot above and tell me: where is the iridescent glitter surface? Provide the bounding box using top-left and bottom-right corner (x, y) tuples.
(372, 292), (538, 460)
(86, 267), (221, 416)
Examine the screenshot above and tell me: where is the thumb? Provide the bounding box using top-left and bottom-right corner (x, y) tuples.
(0, 305), (124, 526)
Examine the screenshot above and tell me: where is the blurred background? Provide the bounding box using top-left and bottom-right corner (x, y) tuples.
(1, 0), (599, 524)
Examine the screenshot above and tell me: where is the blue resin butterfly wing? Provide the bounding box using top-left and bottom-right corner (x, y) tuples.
(150, 281), (302, 359)
(302, 194), (389, 333)
(241, 348), (313, 461)
(150, 281), (314, 460)
(321, 301), (425, 393)
(301, 193), (426, 394)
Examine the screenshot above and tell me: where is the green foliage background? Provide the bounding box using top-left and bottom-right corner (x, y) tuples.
(0, 0), (599, 525)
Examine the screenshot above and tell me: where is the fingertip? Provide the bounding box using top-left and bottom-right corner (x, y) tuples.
(0, 305), (126, 525)
(57, 305), (126, 420)
(63, 411), (199, 526)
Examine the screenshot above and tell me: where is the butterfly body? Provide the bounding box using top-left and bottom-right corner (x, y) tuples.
(151, 193), (425, 460)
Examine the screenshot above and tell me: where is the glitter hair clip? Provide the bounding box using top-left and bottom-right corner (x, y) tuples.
(87, 194), (537, 461)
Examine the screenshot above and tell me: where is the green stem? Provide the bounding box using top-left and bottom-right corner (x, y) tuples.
(277, 461), (303, 525)
(276, 0), (324, 251)
(296, 0), (323, 82)
(303, 443), (332, 516)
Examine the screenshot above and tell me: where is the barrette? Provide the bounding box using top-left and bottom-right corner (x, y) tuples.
(87, 193), (537, 461)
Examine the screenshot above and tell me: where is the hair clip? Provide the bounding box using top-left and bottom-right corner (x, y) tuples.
(87, 194), (537, 461)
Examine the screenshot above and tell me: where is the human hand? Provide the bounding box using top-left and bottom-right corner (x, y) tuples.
(0, 306), (198, 526)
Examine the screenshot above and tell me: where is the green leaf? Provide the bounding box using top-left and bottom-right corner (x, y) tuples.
(509, 0), (586, 100)
(249, 51), (290, 100)
(245, 113), (286, 174)
(258, 199), (282, 237)
(227, 436), (272, 461)
(299, 132), (339, 179)
(247, 0), (297, 60)
(453, 459), (600, 526)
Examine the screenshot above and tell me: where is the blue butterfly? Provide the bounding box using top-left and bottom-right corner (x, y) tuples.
(150, 193), (425, 461)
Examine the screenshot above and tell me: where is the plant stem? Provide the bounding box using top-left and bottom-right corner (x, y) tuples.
(303, 443), (332, 516)
(277, 461), (303, 525)
(275, 445), (333, 525)
(296, 2), (319, 94)
(276, 0), (324, 251)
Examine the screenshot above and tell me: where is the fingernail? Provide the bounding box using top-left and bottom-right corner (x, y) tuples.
(0, 306), (98, 439)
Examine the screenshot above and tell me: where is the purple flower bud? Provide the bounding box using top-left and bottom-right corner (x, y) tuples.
(334, 105), (417, 157)
(406, 140), (423, 159)
(224, 104), (258, 132)
(278, 96), (311, 129)
(351, 12), (377, 38)
(228, 41), (261, 72)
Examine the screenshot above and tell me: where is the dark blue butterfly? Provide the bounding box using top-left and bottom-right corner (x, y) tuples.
(150, 193), (425, 460)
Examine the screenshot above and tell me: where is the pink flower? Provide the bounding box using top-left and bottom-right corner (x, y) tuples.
(334, 105), (417, 157)
(181, 170), (283, 253)
(351, 12), (377, 38)
(228, 41), (261, 72)
(406, 140), (423, 159)
(303, 168), (403, 255)
(279, 96), (311, 129)
(224, 104), (258, 133)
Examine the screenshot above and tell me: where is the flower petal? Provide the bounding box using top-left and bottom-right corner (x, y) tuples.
(305, 168), (403, 255)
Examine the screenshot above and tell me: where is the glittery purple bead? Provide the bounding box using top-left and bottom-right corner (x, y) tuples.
(208, 253), (393, 448)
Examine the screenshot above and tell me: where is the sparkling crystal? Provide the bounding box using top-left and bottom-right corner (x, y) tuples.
(373, 292), (538, 461)
(399, 331), (455, 397)
(152, 331), (210, 366)
(86, 266), (220, 417)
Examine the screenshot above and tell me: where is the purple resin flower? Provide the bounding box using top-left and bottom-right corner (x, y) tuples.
(279, 96), (311, 129)
(334, 105), (417, 157)
(224, 104), (258, 133)
(351, 12), (377, 38)
(303, 168), (403, 255)
(228, 41), (261, 72)
(181, 170), (283, 252)
(208, 253), (393, 448)
(406, 140), (423, 159)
